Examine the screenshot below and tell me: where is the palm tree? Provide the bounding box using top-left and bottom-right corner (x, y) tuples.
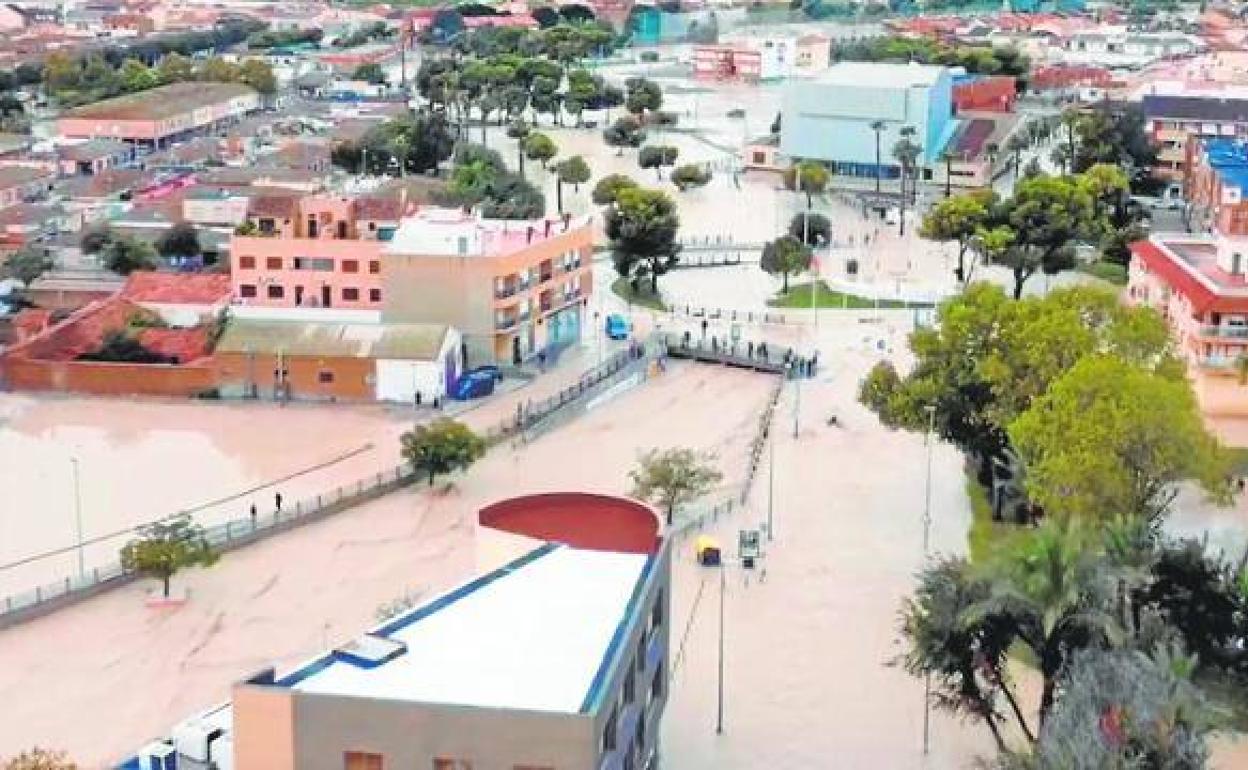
(972, 521), (1119, 728)
(870, 119), (886, 193)
(891, 126), (921, 236)
(1006, 133), (1028, 179)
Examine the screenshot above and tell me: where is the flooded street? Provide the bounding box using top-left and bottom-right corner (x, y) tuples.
(0, 395), (413, 596)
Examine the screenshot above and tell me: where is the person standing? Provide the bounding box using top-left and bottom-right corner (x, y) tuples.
(275, 492), (283, 512)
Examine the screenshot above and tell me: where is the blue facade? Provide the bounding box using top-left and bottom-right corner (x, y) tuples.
(779, 62), (959, 176)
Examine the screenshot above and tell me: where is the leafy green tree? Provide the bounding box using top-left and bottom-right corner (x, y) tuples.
(1009, 355), (1231, 523)
(606, 186), (681, 294)
(2, 748), (78, 770)
(523, 131), (557, 169)
(42, 51), (80, 94)
(629, 447), (722, 525)
(603, 115), (646, 155)
(80, 225), (113, 255)
(783, 161), (829, 208)
(554, 155), (591, 214)
(506, 119), (530, 174)
(103, 235), (158, 275)
(155, 222), (201, 259)
(198, 56), (239, 84)
(637, 145), (678, 179)
(236, 58), (277, 95)
(624, 76), (662, 118)
(118, 58), (156, 93)
(4, 245), (52, 286)
(448, 159), (499, 207)
(156, 52), (194, 84)
(119, 514), (218, 598)
(399, 418), (486, 486)
(670, 163), (711, 192)
(920, 189), (997, 282)
(564, 68), (600, 126)
(353, 62), (387, 85)
(592, 173), (638, 206)
(788, 212), (830, 248)
(759, 235), (811, 293)
(996, 174), (1094, 299)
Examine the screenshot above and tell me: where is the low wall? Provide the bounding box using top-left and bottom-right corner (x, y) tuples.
(2, 358), (217, 396)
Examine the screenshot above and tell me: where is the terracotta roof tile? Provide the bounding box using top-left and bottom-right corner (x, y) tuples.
(120, 271), (231, 305)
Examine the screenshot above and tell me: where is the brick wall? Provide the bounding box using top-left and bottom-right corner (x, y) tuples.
(2, 359), (217, 396)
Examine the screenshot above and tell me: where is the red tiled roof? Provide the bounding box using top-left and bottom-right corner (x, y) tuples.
(137, 326), (210, 363)
(1131, 239), (1248, 313)
(248, 193), (300, 220)
(121, 271), (231, 305)
(5, 296), (135, 361)
(11, 307), (51, 341)
(354, 195), (404, 221)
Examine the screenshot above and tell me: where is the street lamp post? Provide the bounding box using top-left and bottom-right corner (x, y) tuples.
(792, 363), (801, 439)
(716, 559), (725, 735)
(922, 404), (936, 755)
(70, 456), (84, 580)
(767, 429), (775, 541)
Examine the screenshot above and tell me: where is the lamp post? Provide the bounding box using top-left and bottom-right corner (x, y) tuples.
(792, 362), (801, 439)
(70, 456), (84, 580)
(921, 404), (936, 755)
(767, 429), (775, 541)
(716, 558), (725, 735)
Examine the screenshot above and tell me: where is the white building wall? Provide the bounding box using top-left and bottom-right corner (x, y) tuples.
(374, 327), (462, 403)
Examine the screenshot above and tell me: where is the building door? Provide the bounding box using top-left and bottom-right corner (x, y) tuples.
(512, 336), (521, 365)
(295, 286), (304, 306)
(321, 285), (332, 308)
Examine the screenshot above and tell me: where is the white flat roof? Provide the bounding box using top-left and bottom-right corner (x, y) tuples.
(291, 545), (649, 713)
(814, 60), (949, 88)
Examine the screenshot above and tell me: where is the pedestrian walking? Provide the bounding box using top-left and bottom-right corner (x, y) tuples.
(250, 503), (257, 525)
(275, 492), (283, 512)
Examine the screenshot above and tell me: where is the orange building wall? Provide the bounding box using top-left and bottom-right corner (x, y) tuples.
(232, 683), (297, 770)
(231, 236), (384, 310)
(216, 351), (376, 401)
(1, 359), (216, 396)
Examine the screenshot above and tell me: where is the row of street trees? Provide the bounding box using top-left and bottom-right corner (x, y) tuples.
(919, 163), (1145, 296)
(43, 51), (276, 107)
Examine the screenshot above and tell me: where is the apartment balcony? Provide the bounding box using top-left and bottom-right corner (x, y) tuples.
(1199, 325), (1248, 340)
(495, 284), (517, 300)
(540, 293), (554, 313)
(1197, 355), (1240, 370)
(539, 267), (554, 283)
(495, 315), (518, 331)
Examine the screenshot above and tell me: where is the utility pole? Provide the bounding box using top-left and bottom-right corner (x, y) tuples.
(70, 456), (84, 579)
(792, 363), (801, 439)
(922, 404), (936, 755)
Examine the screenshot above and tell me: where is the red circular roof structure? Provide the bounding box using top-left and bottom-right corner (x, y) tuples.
(478, 493), (662, 555)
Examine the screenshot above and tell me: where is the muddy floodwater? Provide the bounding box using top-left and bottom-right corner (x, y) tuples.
(0, 395), (410, 596)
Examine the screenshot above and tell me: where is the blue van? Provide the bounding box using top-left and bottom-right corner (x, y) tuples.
(452, 371), (496, 401)
(605, 313), (630, 340)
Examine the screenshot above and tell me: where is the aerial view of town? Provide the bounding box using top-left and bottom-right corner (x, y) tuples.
(4, 0), (1248, 767)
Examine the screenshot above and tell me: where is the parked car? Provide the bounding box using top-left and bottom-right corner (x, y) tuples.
(452, 370), (496, 401)
(464, 364), (502, 382)
(605, 313), (630, 340)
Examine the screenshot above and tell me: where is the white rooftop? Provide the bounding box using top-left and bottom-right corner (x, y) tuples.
(291, 545), (649, 713)
(813, 60), (949, 89)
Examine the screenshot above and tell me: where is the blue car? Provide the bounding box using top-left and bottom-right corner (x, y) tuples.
(605, 313), (630, 340)
(464, 365), (503, 382)
(452, 371), (496, 401)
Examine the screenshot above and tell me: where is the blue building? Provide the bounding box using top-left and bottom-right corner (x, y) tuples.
(779, 61), (960, 180)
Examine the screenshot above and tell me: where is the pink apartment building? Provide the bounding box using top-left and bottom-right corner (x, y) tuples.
(230, 195), (407, 311)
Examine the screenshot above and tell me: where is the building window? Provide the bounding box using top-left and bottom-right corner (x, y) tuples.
(344, 751), (383, 770)
(369, 288), (382, 302)
(293, 257), (334, 271)
(342, 260), (359, 273)
(753, 151), (766, 164)
(240, 284), (256, 298)
(343, 287), (360, 301)
(266, 257), (282, 270)
(369, 260), (380, 274)
(602, 706), (618, 752)
(239, 255), (256, 269)
(623, 667), (636, 704)
(337, 221), (348, 239)
(266, 284), (284, 299)
(318, 370), (335, 384)
(258, 217), (275, 233)
(433, 761), (473, 770)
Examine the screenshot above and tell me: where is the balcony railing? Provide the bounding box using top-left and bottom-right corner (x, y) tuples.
(495, 285), (517, 300)
(1197, 355), (1240, 370)
(1199, 325), (1248, 339)
(495, 316), (517, 330)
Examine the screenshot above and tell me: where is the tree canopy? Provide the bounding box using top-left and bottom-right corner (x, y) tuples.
(606, 186), (681, 294)
(119, 514), (218, 598)
(759, 235), (812, 293)
(400, 418), (487, 487)
(629, 447), (723, 525)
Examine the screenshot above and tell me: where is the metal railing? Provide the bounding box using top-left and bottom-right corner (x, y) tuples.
(0, 465), (413, 629)
(1199, 325), (1248, 339)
